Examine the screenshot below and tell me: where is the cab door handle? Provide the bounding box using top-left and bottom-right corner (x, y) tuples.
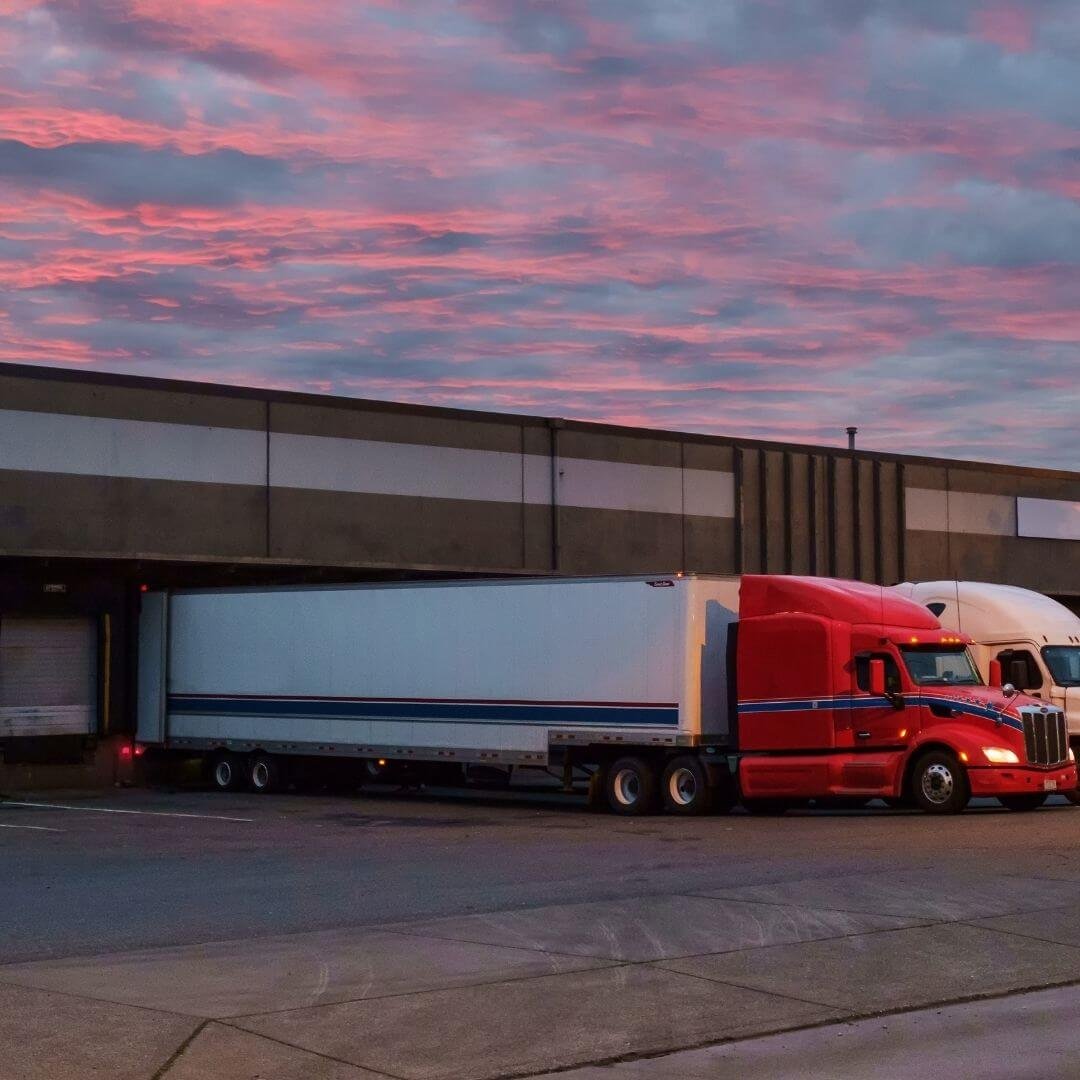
(856, 731), (871, 739)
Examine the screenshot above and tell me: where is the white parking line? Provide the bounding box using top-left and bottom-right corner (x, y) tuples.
(1, 801), (255, 823)
(0, 822), (64, 832)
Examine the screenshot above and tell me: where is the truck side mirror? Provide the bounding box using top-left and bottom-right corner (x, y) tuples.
(1009, 659), (1029, 690)
(869, 659), (887, 697)
(988, 659), (1003, 687)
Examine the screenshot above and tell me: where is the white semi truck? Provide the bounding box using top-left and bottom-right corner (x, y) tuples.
(894, 581), (1080, 801)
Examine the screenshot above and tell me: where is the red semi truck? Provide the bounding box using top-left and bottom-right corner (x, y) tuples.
(135, 573), (1076, 814)
(735, 575), (1076, 813)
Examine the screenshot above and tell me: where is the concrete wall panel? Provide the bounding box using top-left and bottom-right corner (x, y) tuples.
(270, 400), (528, 453)
(269, 488), (529, 571)
(0, 471), (265, 559)
(556, 505), (683, 576)
(683, 515), (736, 574)
(270, 430), (523, 504)
(0, 409), (266, 487)
(788, 454), (811, 576)
(878, 462), (901, 584)
(0, 373), (265, 429)
(557, 429), (681, 467)
(831, 458), (855, 579)
(857, 458), (876, 582)
(764, 451), (786, 574)
(905, 531), (952, 581)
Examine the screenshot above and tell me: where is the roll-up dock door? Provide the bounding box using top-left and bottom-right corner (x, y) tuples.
(0, 617), (97, 738)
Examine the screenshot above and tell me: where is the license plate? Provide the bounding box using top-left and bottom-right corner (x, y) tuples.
(1044, 780), (1058, 792)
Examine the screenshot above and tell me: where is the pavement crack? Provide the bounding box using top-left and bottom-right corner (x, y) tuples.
(221, 961), (631, 1020)
(0, 972), (203, 1020)
(956, 920), (1080, 951)
(149, 1019), (209, 1080)
(214, 1020), (410, 1080)
(485, 977), (1080, 1080)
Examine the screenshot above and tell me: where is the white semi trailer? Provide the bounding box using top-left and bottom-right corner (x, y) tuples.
(137, 576), (740, 815)
(894, 580), (1080, 751)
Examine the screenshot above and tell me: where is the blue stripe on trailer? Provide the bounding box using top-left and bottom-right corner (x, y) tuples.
(167, 695), (680, 727)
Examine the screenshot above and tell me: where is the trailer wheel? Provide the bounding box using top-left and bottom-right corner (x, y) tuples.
(911, 750), (969, 814)
(660, 756), (712, 815)
(1064, 790), (1080, 807)
(248, 753), (283, 794)
(605, 756), (658, 815)
(998, 793), (1048, 812)
(209, 751), (244, 792)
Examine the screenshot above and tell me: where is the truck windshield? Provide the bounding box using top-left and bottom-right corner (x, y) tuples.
(899, 647), (980, 686)
(1043, 646), (1080, 687)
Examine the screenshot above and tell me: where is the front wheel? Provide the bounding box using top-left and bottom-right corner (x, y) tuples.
(998, 794), (1048, 812)
(1064, 789), (1080, 807)
(911, 751), (970, 814)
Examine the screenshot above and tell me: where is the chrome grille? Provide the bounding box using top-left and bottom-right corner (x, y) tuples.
(1020, 707), (1069, 767)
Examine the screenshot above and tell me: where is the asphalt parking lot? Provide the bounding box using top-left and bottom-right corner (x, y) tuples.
(4, 785), (1080, 1079)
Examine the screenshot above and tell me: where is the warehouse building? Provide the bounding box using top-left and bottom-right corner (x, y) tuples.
(1, 362), (1079, 776)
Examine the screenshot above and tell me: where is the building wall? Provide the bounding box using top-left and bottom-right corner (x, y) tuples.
(2, 362), (1079, 758)
(2, 364), (1079, 590)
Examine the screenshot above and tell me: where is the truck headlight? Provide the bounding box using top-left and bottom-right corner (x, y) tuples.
(983, 746), (1020, 765)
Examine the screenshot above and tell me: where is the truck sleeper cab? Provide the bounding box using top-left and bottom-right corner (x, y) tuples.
(893, 581), (1080, 809)
(735, 576), (1076, 814)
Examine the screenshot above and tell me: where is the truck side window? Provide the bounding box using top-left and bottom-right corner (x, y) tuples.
(855, 653), (902, 695)
(994, 649), (1041, 692)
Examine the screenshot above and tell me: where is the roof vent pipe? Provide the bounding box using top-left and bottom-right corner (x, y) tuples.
(846, 426), (857, 451)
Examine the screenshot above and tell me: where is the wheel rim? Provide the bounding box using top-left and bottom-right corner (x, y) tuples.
(214, 760), (232, 788)
(252, 761), (269, 789)
(668, 767), (697, 807)
(613, 768), (640, 806)
(921, 762), (954, 805)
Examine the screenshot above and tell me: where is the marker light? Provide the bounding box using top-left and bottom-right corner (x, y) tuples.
(909, 637), (919, 644)
(119, 744), (133, 759)
(377, 759), (387, 767)
(959, 751), (969, 763)
(983, 746), (1020, 765)
(898, 729), (907, 739)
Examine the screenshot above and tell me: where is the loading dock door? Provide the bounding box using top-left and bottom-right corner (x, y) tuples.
(0, 617), (97, 737)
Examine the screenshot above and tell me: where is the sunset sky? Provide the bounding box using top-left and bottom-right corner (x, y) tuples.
(0, 0), (1077, 468)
